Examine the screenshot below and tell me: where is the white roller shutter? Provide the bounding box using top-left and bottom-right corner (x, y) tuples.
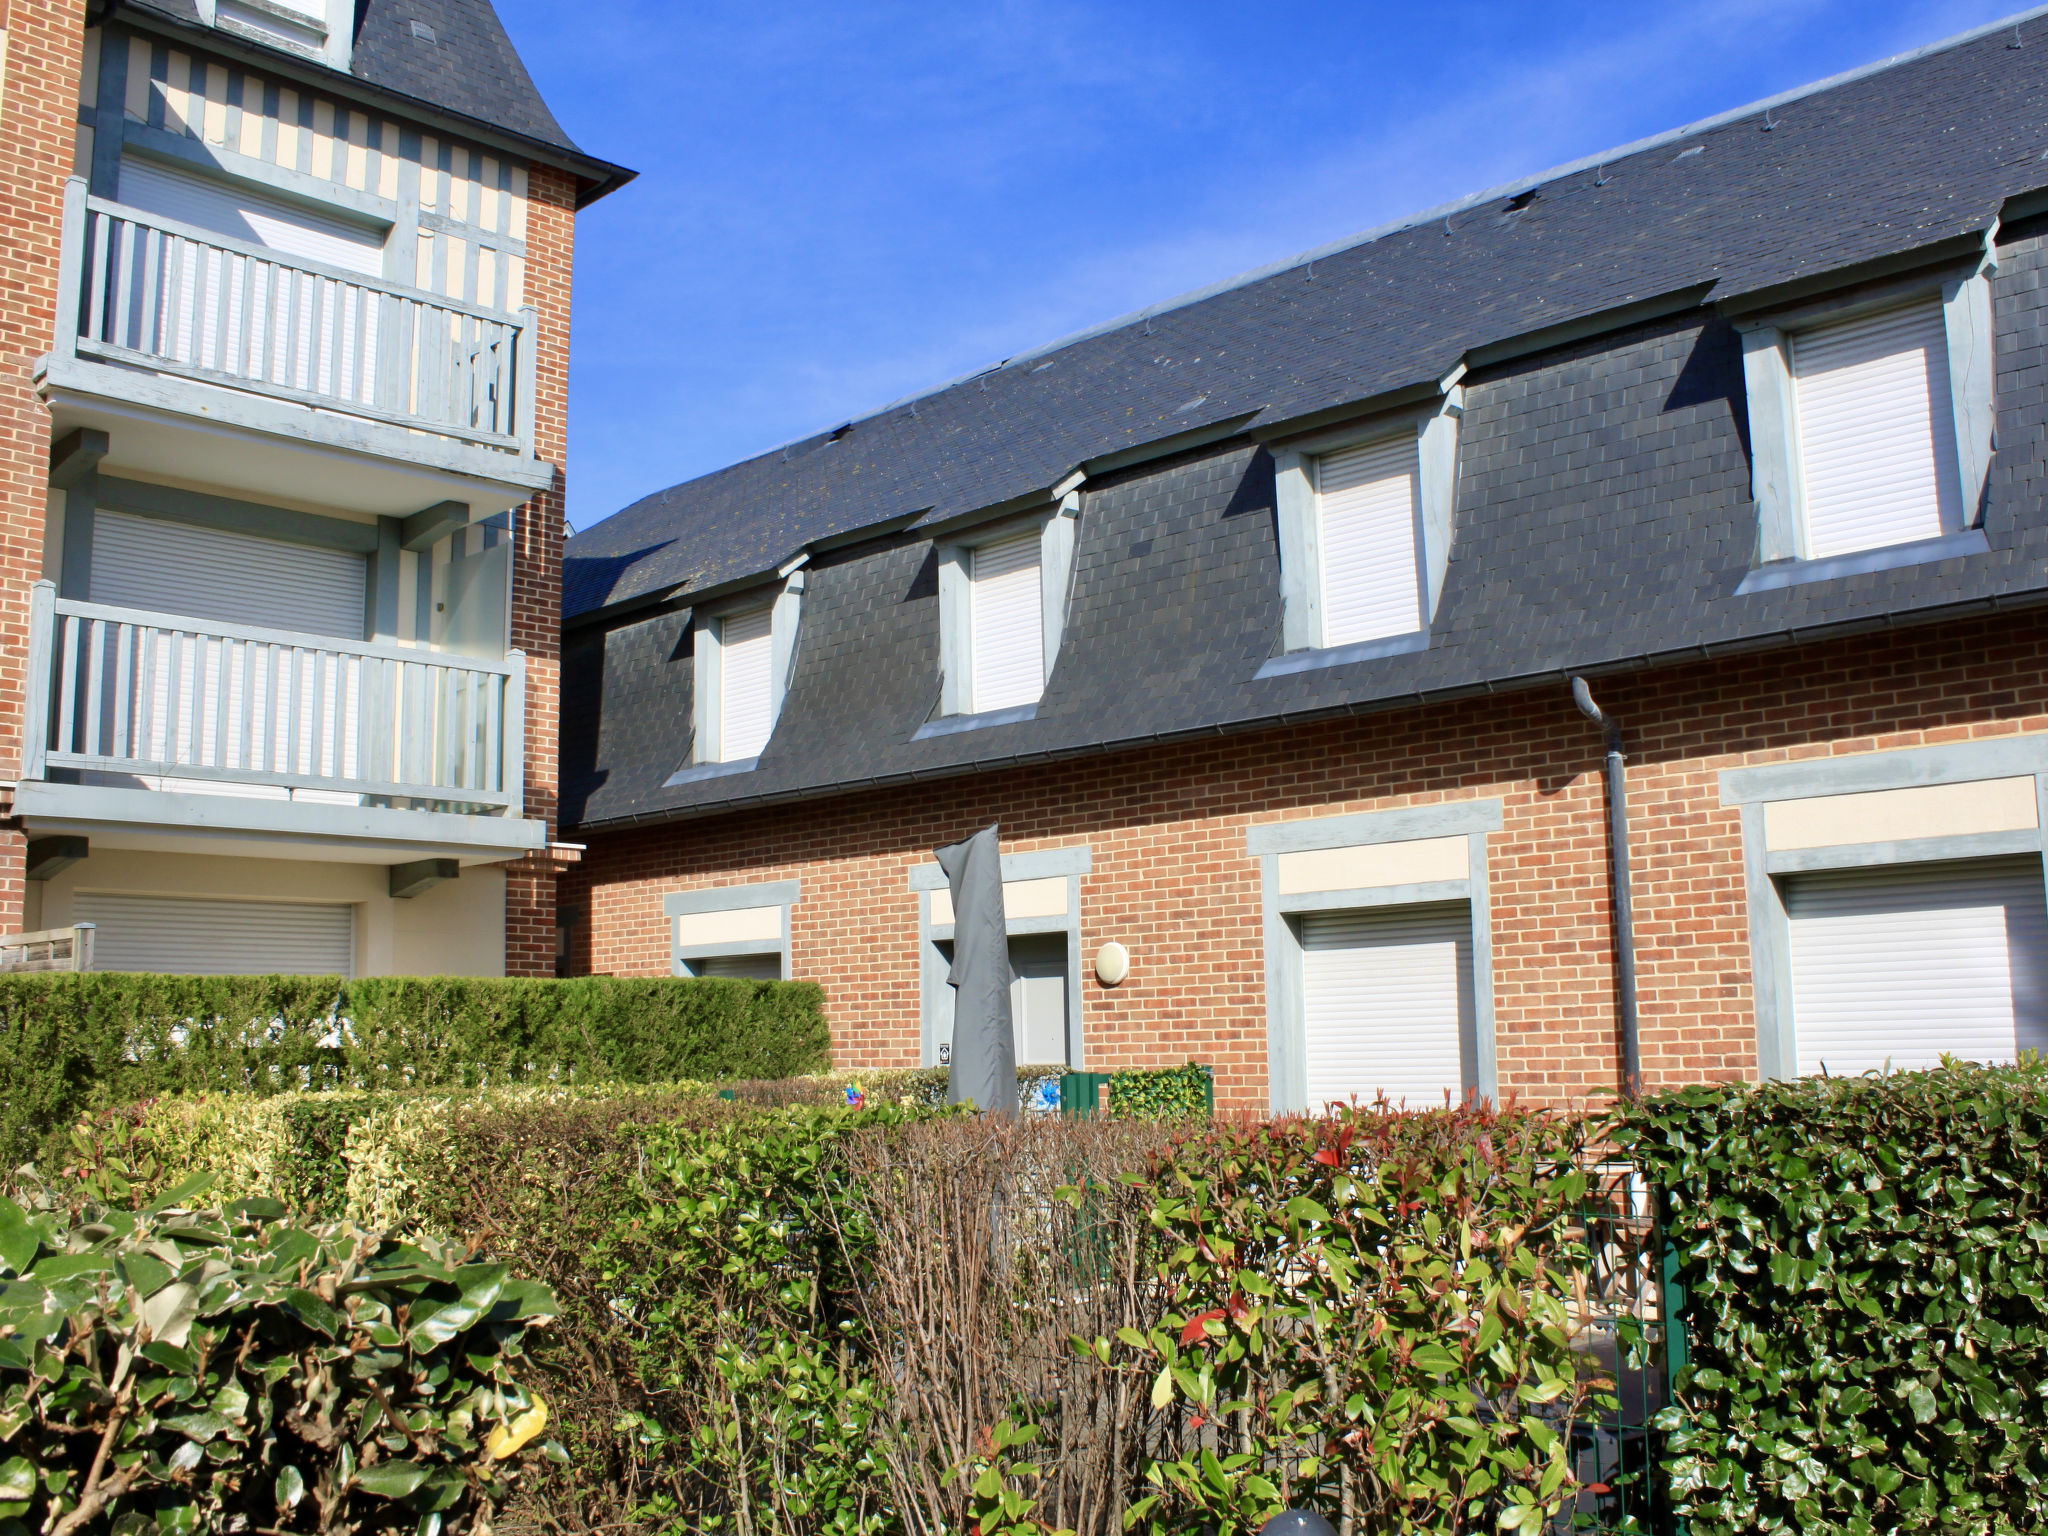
(695, 953), (782, 980)
(718, 607), (775, 761)
(1300, 903), (1473, 1110)
(969, 532), (1044, 712)
(1316, 436), (1423, 647)
(92, 510), (367, 639)
(76, 892), (354, 976)
(1784, 857), (2048, 1076)
(118, 156), (383, 275)
(1791, 300), (1961, 558)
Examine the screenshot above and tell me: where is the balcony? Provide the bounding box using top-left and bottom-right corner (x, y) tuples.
(38, 177), (552, 514)
(13, 584), (542, 863)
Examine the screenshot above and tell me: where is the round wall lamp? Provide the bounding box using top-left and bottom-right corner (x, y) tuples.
(1094, 941), (1130, 986)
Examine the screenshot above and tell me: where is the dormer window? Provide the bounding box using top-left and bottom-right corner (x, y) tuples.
(677, 574), (805, 777)
(715, 608), (774, 762)
(203, 0), (353, 72)
(1314, 436), (1424, 646)
(927, 499), (1080, 733)
(1262, 387), (1462, 677)
(1736, 259), (1995, 589)
(968, 531), (1044, 712)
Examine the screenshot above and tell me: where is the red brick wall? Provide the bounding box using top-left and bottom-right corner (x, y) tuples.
(0, 0), (85, 932)
(565, 609), (2048, 1110)
(503, 163), (577, 975)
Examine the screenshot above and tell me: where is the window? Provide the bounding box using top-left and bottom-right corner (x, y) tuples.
(1736, 260), (1995, 585)
(716, 608), (774, 762)
(969, 532), (1044, 712)
(930, 503), (1079, 730)
(1264, 388), (1461, 676)
(1315, 437), (1423, 647)
(204, 0), (352, 71)
(1790, 300), (1961, 558)
(1247, 801), (1501, 1115)
(681, 573), (804, 776)
(1719, 739), (2048, 1080)
(666, 880), (800, 979)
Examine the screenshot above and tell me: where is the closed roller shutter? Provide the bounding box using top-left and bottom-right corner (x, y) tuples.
(969, 532), (1043, 712)
(119, 156), (384, 275)
(1300, 902), (1473, 1110)
(718, 608), (775, 761)
(694, 953), (782, 980)
(1784, 857), (2048, 1076)
(92, 510), (367, 639)
(1009, 934), (1070, 1067)
(1791, 300), (1961, 558)
(1316, 436), (1422, 647)
(76, 892), (354, 976)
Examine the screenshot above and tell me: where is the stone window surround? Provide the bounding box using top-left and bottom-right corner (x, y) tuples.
(1718, 735), (2048, 1080)
(665, 879), (801, 979)
(908, 844), (1091, 1068)
(1246, 800), (1502, 1113)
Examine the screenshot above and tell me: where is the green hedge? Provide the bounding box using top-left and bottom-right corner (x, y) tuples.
(0, 972), (828, 1169)
(1614, 1059), (2048, 1535)
(0, 1169), (558, 1536)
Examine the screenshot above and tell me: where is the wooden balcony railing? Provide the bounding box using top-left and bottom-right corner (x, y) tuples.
(22, 583), (526, 815)
(53, 177), (537, 453)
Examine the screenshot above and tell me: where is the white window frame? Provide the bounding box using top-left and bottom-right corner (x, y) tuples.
(1264, 388), (1461, 676)
(196, 0), (353, 71)
(932, 498), (1079, 724)
(1246, 801), (1501, 1114)
(688, 572), (804, 770)
(1736, 256), (1995, 583)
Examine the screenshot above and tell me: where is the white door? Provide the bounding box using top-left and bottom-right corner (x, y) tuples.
(75, 892), (354, 976)
(88, 511), (366, 798)
(694, 953), (782, 980)
(1299, 903), (1475, 1110)
(1783, 857), (2048, 1076)
(1009, 934), (1070, 1066)
(117, 154), (386, 402)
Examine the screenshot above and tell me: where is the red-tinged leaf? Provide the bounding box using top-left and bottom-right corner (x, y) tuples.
(1313, 1149), (1340, 1167)
(1584, 1483), (1610, 1496)
(1225, 1291), (1250, 1323)
(1180, 1309), (1226, 1346)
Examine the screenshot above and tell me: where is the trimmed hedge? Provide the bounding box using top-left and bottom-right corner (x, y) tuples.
(0, 972), (828, 1169)
(1614, 1058), (2048, 1536)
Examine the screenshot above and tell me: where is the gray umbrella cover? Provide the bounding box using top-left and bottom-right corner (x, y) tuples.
(936, 823), (1016, 1116)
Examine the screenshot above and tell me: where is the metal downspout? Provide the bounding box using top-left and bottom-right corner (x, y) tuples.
(1571, 677), (1641, 1098)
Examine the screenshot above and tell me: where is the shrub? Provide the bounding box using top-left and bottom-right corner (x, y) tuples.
(0, 973), (829, 1169)
(1613, 1059), (2048, 1536)
(1074, 1099), (1606, 1536)
(1109, 1061), (1213, 1120)
(0, 1170), (558, 1536)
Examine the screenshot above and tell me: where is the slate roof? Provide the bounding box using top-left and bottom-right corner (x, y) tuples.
(560, 10), (2048, 832)
(117, 0), (632, 200)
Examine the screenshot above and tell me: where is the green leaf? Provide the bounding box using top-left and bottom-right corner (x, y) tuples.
(1151, 1366), (1174, 1409)
(354, 1463), (431, 1499)
(145, 1172), (217, 1215)
(1906, 1381), (1938, 1425)
(275, 1465), (306, 1511)
(0, 1202), (37, 1278)
(280, 1289), (341, 1337)
(0, 1459), (33, 1502)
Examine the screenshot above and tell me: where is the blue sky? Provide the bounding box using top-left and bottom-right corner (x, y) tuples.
(490, 0), (2027, 532)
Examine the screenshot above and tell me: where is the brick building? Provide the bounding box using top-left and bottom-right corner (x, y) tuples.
(561, 15), (2048, 1110)
(0, 0), (626, 975)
